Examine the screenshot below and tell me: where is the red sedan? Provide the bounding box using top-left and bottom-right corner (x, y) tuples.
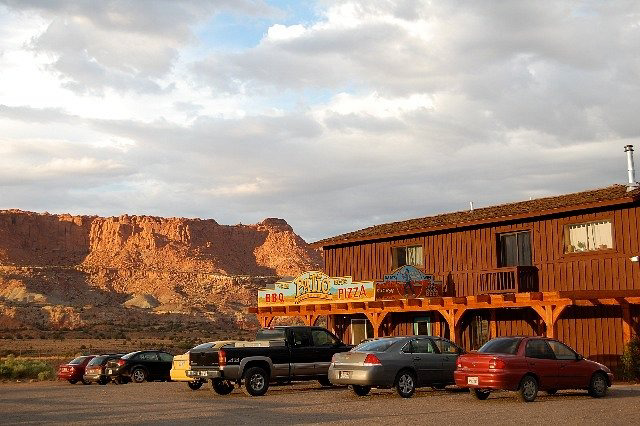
(454, 337), (613, 402)
(57, 355), (96, 384)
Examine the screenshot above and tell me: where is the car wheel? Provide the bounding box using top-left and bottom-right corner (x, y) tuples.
(131, 368), (147, 384)
(81, 379), (91, 385)
(98, 377), (108, 385)
(589, 372), (608, 398)
(317, 376), (332, 387)
(352, 385), (371, 396)
(188, 380), (204, 390)
(471, 389), (490, 400)
(243, 367), (269, 397)
(68, 379), (77, 384)
(395, 370), (417, 398)
(546, 389), (557, 395)
(211, 378), (234, 395)
(518, 375), (538, 402)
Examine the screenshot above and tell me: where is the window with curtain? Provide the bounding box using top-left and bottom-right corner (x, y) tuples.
(392, 245), (424, 269)
(565, 220), (613, 253)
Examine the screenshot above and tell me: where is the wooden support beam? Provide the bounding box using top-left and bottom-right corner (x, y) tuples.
(490, 309), (497, 338)
(475, 294), (491, 304)
(364, 311), (390, 338)
(304, 314), (318, 326)
(531, 304), (569, 338)
(439, 308), (467, 344)
(622, 302), (633, 345)
(259, 315), (274, 328)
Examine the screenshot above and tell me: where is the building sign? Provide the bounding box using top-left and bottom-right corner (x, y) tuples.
(258, 271), (375, 307)
(375, 265), (442, 299)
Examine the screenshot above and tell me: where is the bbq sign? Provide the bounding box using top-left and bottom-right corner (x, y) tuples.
(258, 271), (375, 307)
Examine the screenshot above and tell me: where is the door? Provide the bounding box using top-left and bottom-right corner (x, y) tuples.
(137, 352), (160, 379)
(351, 319), (373, 345)
(413, 317), (431, 335)
(288, 328), (315, 376)
(547, 340), (590, 389)
(433, 338), (462, 384)
(311, 329), (342, 374)
(403, 338), (441, 385)
(524, 339), (558, 390)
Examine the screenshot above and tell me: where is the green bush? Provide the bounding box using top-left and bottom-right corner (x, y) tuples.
(620, 337), (640, 381)
(0, 355), (55, 381)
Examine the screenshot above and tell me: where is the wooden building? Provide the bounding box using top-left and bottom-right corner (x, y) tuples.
(253, 184), (640, 370)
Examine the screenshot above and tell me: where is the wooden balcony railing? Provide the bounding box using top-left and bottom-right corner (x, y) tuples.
(478, 266), (538, 294)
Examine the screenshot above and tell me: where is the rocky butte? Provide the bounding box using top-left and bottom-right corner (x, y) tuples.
(0, 210), (322, 333)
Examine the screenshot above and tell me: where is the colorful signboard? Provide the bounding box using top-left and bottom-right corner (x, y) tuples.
(258, 271), (375, 307)
(375, 265), (442, 299)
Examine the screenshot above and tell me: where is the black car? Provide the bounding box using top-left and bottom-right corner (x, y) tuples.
(83, 354), (124, 385)
(105, 350), (173, 383)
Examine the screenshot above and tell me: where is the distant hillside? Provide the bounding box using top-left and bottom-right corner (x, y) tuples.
(0, 210), (322, 334)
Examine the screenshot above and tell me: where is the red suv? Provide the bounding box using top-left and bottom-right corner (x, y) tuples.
(454, 337), (613, 402)
(57, 355), (96, 384)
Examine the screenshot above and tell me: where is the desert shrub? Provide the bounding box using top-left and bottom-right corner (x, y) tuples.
(0, 355), (55, 380)
(620, 337), (640, 381)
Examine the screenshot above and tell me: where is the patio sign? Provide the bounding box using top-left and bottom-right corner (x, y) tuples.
(375, 265), (442, 299)
(258, 271), (375, 307)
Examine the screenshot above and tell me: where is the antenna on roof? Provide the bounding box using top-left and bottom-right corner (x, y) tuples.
(469, 201), (474, 211)
(624, 145), (639, 191)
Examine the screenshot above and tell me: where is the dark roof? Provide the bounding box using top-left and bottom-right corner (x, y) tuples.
(314, 184), (640, 247)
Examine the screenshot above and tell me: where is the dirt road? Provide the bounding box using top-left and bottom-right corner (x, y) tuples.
(1, 381), (639, 425)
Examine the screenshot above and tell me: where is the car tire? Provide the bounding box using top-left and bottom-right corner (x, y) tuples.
(317, 376), (332, 387)
(131, 368), (147, 384)
(517, 375), (538, 402)
(352, 385), (371, 396)
(546, 389), (557, 395)
(188, 380), (204, 390)
(68, 379), (77, 384)
(588, 372), (608, 398)
(471, 388), (491, 400)
(211, 378), (234, 395)
(395, 370), (417, 398)
(243, 367), (269, 397)
(98, 377), (108, 385)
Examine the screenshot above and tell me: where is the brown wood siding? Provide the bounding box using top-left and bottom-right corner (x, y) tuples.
(324, 204), (640, 296)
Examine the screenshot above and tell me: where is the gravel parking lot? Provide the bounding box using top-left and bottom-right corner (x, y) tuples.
(2, 381), (640, 425)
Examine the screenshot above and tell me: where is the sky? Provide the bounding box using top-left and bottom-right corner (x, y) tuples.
(1, 1), (639, 242)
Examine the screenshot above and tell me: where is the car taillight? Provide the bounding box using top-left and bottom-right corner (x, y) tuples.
(218, 349), (227, 367)
(363, 354), (381, 365)
(456, 362), (462, 368)
(117, 359), (126, 366)
(489, 358), (506, 369)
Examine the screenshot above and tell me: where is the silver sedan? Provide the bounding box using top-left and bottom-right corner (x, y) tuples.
(328, 336), (464, 398)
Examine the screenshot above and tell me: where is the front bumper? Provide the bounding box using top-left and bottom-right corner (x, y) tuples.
(328, 364), (389, 387)
(454, 370), (521, 390)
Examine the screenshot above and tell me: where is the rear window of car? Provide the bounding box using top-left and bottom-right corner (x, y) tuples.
(478, 338), (522, 355)
(121, 352), (138, 360)
(190, 343), (214, 351)
(256, 329), (286, 340)
(87, 356), (107, 366)
(68, 356), (88, 365)
(353, 339), (396, 352)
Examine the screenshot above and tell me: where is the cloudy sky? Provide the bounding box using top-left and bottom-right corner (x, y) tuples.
(1, 1), (639, 242)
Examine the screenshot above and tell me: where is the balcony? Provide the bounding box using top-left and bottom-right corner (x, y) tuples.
(478, 266), (539, 294)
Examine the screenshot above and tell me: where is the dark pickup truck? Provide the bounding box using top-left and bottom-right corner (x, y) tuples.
(187, 326), (352, 396)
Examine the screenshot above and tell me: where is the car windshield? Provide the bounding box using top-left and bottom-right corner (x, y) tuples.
(190, 343), (214, 351)
(68, 356), (88, 365)
(353, 339), (396, 352)
(87, 356), (107, 366)
(478, 338), (522, 355)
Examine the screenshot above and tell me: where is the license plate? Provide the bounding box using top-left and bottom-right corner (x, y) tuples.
(467, 376), (479, 385)
(339, 371), (352, 379)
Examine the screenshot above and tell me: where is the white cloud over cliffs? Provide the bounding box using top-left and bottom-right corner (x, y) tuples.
(1, 1), (639, 241)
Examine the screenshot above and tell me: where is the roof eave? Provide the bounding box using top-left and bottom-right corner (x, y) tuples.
(312, 195), (638, 249)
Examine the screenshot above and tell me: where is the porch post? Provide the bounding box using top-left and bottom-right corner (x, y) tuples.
(490, 309), (498, 339)
(622, 303), (633, 344)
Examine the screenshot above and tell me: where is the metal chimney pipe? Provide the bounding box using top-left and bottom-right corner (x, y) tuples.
(625, 145), (639, 190)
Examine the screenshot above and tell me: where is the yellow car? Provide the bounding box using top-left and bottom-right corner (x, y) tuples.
(171, 341), (235, 390)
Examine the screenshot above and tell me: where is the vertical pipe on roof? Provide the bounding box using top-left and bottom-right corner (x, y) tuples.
(624, 145), (639, 191)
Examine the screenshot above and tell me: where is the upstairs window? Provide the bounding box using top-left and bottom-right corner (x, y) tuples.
(565, 220), (613, 253)
(498, 231), (532, 267)
(392, 245), (423, 269)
